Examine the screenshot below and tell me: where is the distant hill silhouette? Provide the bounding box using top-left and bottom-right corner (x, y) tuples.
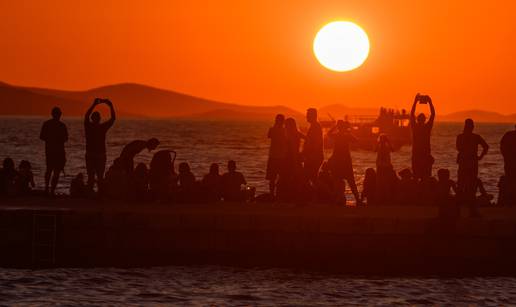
(1, 81), (514, 122)
(1, 82), (301, 119)
(440, 110), (516, 123)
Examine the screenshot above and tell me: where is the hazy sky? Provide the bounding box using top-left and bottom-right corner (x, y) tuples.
(1, 0), (515, 114)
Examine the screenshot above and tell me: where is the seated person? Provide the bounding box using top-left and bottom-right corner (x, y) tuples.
(221, 160), (248, 202)
(419, 176), (438, 206)
(149, 150), (177, 202)
(397, 168), (417, 206)
(315, 162), (336, 203)
(0, 158), (18, 197)
(436, 168), (459, 218)
(201, 163), (222, 202)
(70, 173), (88, 198)
(103, 158), (130, 200)
(130, 163), (149, 202)
(16, 160), (35, 196)
(361, 168), (377, 206)
(177, 162), (198, 202)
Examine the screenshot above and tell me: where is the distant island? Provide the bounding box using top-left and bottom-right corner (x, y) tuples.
(1, 81), (515, 123)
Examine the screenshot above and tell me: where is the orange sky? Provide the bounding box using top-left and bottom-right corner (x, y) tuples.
(1, 0), (515, 114)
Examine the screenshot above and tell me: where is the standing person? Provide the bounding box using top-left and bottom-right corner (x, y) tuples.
(40, 107), (68, 196)
(302, 108), (324, 186)
(501, 125), (516, 180)
(410, 93), (435, 181)
(84, 98), (116, 190)
(375, 134), (397, 204)
(499, 125), (516, 206)
(456, 118), (489, 217)
(118, 138), (160, 174)
(266, 114), (287, 197)
(327, 120), (361, 205)
(279, 117), (305, 201)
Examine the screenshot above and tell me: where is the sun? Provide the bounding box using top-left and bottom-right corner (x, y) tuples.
(313, 21), (370, 72)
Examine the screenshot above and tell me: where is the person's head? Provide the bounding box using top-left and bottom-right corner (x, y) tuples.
(209, 163), (219, 175)
(91, 111), (101, 124)
(464, 118), (474, 133)
(416, 113), (426, 125)
(146, 138), (160, 151)
(306, 108), (318, 123)
(19, 160), (31, 171)
(398, 168), (413, 180)
(284, 117), (297, 133)
(437, 168), (450, 182)
(178, 162), (190, 174)
(274, 114), (285, 126)
(51, 107), (62, 120)
(365, 168), (377, 181)
(227, 160), (237, 172)
(2, 158), (14, 170)
(134, 163), (148, 177)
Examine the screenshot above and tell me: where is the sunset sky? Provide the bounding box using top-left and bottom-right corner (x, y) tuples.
(1, 0), (515, 114)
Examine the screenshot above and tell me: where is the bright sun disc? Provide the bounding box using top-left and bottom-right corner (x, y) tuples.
(313, 21), (370, 72)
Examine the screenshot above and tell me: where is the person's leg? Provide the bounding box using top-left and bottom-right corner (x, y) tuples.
(44, 167), (51, 194)
(50, 168), (60, 196)
(86, 155), (95, 189)
(95, 156), (107, 189)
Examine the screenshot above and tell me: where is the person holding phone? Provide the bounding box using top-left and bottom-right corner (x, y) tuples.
(84, 98), (116, 190)
(409, 93), (435, 181)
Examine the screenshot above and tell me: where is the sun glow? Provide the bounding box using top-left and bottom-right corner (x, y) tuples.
(313, 21), (370, 72)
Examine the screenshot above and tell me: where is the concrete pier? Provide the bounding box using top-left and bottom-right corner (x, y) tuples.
(1, 198), (515, 275)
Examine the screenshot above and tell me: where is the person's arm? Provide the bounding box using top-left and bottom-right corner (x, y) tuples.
(427, 96), (435, 128)
(84, 99), (98, 125)
(478, 136), (489, 160)
(105, 99), (116, 127)
(410, 94), (419, 127)
(39, 122), (46, 141)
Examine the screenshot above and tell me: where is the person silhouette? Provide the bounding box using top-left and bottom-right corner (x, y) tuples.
(16, 160), (35, 196)
(40, 107), (68, 196)
(436, 169), (459, 219)
(84, 98), (116, 190)
(501, 125), (516, 180)
(221, 160), (247, 202)
(202, 163), (223, 202)
(266, 114), (287, 198)
(375, 134), (397, 204)
(279, 117), (305, 201)
(327, 120), (361, 205)
(456, 118), (489, 217)
(0, 158), (17, 197)
(410, 94), (435, 181)
(149, 150), (176, 202)
(302, 108), (324, 186)
(118, 138), (160, 174)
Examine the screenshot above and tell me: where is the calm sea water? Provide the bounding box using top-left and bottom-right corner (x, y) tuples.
(0, 117), (511, 195)
(1, 118), (515, 305)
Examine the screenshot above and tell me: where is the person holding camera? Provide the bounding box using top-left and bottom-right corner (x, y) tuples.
(84, 98), (116, 190)
(410, 93), (435, 181)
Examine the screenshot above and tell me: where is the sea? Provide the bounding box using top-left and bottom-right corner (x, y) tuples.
(0, 117), (515, 305)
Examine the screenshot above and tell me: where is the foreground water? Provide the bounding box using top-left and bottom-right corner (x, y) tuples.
(1, 118), (514, 304)
(0, 118), (511, 196)
(1, 266), (515, 306)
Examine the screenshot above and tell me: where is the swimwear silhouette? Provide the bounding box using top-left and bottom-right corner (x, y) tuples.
(410, 94), (435, 181)
(40, 107), (68, 196)
(456, 118), (489, 217)
(84, 98), (116, 190)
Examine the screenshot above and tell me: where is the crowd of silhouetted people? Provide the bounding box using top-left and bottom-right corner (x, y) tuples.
(1, 94), (516, 215)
